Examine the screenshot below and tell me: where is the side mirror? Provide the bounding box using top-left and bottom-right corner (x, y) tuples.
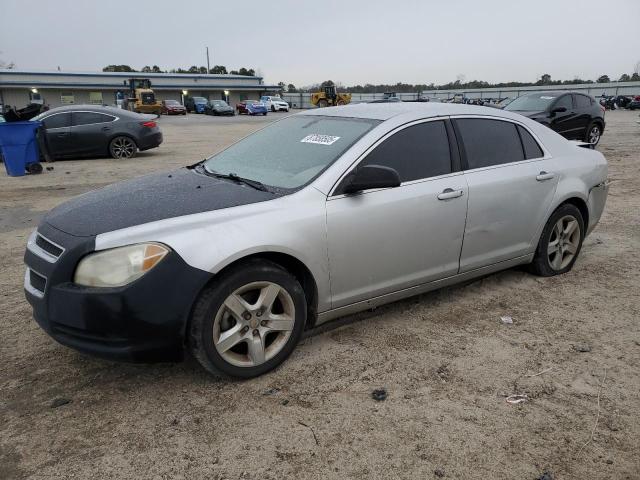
(342, 165), (401, 194)
(551, 106), (567, 114)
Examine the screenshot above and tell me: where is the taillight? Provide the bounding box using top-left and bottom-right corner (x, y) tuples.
(141, 121), (156, 128)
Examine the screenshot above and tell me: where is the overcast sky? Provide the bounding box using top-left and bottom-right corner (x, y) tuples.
(2, 0), (639, 87)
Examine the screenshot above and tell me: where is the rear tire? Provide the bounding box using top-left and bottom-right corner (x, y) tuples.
(109, 136), (137, 159)
(317, 99), (329, 108)
(188, 259), (306, 378)
(529, 204), (584, 277)
(585, 121), (602, 145)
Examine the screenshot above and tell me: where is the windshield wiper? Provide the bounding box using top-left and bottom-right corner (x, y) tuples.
(198, 165), (268, 192)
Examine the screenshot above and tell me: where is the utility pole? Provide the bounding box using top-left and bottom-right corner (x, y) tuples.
(206, 46), (210, 74)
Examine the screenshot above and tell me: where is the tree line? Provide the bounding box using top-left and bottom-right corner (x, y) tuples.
(102, 65), (256, 76)
(284, 71), (640, 93)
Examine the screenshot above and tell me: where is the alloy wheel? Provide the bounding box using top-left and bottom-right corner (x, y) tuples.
(213, 281), (295, 367)
(110, 137), (136, 159)
(588, 125), (601, 144)
(547, 215), (581, 270)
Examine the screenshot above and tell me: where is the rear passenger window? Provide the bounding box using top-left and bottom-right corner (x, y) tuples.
(72, 112), (113, 126)
(359, 120), (451, 182)
(517, 125), (544, 159)
(574, 94), (592, 108)
(455, 119), (524, 169)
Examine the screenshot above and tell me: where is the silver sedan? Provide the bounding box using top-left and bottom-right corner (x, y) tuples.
(25, 103), (609, 378)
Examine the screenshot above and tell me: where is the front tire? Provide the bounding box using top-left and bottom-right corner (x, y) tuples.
(529, 204), (584, 277)
(109, 136), (137, 159)
(189, 259), (306, 378)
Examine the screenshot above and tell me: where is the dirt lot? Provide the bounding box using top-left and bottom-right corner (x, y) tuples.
(1, 110), (639, 480)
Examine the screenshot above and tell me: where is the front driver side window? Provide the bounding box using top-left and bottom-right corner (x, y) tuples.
(358, 120), (452, 182)
(42, 113), (71, 129)
(554, 95), (573, 110)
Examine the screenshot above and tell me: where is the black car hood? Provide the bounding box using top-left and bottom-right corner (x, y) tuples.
(44, 168), (278, 237)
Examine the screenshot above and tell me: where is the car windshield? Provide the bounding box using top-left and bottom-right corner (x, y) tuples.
(203, 115), (380, 189)
(165, 100), (179, 105)
(505, 95), (558, 111)
(212, 100), (228, 106)
(193, 97), (207, 103)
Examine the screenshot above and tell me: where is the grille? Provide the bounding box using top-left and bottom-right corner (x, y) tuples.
(29, 269), (47, 294)
(35, 234), (64, 258)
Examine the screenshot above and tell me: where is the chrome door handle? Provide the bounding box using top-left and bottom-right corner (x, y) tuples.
(437, 188), (464, 200)
(536, 171), (555, 181)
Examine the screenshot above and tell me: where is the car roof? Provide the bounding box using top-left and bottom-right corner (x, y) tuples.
(297, 102), (545, 122)
(39, 105), (143, 118)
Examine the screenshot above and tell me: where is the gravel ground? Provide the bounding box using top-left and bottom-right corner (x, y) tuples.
(1, 110), (639, 480)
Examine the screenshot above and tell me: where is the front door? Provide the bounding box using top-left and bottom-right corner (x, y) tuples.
(549, 94), (580, 138)
(42, 112), (73, 158)
(326, 120), (468, 308)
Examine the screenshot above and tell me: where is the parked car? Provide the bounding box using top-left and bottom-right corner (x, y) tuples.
(369, 97), (403, 103)
(205, 100), (235, 116)
(260, 96), (290, 112)
(628, 97), (640, 110)
(505, 92), (605, 145)
(24, 103), (609, 378)
(185, 96), (208, 114)
(161, 100), (186, 115)
(30, 105), (162, 159)
(236, 100), (268, 115)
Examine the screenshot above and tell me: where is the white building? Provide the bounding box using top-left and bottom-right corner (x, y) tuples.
(0, 70), (281, 109)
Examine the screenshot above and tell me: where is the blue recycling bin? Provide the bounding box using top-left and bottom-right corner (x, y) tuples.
(0, 121), (42, 177)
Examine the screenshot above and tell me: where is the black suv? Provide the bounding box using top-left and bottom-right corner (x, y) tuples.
(504, 91), (605, 145)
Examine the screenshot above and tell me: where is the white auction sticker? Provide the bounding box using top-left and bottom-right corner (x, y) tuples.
(301, 134), (341, 145)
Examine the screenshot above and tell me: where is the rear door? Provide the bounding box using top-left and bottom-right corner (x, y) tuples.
(573, 94), (594, 137)
(41, 112), (72, 158)
(326, 119), (468, 308)
(453, 117), (558, 272)
(70, 111), (115, 156)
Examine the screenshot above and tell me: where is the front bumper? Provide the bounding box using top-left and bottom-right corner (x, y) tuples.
(24, 223), (210, 362)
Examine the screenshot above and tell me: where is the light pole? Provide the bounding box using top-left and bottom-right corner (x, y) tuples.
(206, 46), (210, 74)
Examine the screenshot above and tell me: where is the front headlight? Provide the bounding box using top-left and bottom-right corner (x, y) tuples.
(74, 243), (170, 287)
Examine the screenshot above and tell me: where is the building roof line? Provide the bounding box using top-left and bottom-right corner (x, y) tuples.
(0, 69), (264, 80)
(0, 81), (280, 90)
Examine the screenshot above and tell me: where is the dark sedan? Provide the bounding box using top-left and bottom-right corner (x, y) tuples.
(161, 100), (186, 115)
(236, 100), (268, 115)
(31, 105), (163, 159)
(505, 92), (605, 145)
(204, 100), (234, 116)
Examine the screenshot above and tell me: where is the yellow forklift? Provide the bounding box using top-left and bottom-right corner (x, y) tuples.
(311, 85), (351, 108)
(124, 78), (162, 115)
